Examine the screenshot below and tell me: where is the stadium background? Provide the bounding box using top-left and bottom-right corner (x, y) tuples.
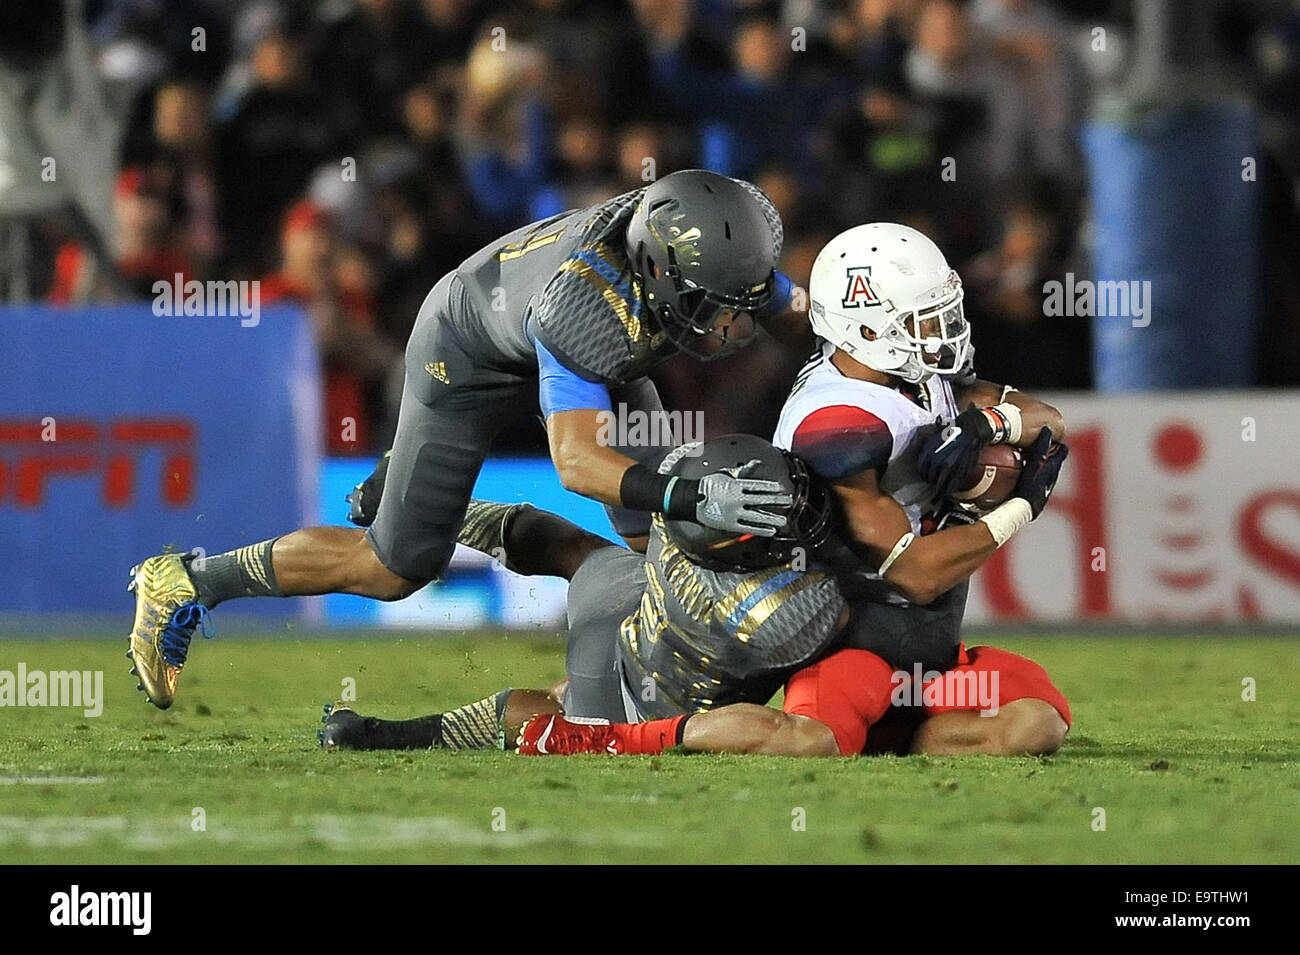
(2, 0), (1298, 632)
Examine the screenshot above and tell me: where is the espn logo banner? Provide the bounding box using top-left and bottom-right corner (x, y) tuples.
(0, 305), (321, 615)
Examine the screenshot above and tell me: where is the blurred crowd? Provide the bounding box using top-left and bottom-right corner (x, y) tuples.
(7, 0), (1300, 453)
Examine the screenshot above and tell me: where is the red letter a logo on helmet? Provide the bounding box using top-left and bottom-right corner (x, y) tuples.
(842, 267), (878, 308)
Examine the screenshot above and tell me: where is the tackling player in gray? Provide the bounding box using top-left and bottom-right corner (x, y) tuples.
(126, 171), (799, 710)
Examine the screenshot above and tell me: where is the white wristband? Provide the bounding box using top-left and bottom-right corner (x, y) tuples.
(989, 402), (1023, 444)
(878, 532), (915, 577)
(979, 498), (1033, 547)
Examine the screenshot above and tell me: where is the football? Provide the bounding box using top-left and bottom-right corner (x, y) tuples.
(950, 444), (1024, 511)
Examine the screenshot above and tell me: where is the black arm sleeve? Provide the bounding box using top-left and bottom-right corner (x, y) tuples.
(619, 463), (699, 519)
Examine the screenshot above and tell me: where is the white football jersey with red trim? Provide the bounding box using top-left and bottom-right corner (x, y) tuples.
(774, 341), (959, 536)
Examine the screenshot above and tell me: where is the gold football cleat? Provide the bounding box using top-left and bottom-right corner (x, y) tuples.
(126, 554), (211, 709)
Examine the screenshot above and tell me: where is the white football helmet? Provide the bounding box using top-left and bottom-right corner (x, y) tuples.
(808, 223), (970, 383)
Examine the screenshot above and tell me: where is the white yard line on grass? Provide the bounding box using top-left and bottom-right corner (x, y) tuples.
(0, 815), (658, 850)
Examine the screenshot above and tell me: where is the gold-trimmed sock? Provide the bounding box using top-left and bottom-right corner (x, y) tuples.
(438, 688), (513, 751)
(187, 539), (283, 608)
(456, 500), (530, 566)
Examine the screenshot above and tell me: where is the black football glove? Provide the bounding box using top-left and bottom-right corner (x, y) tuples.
(916, 406), (998, 499)
(346, 450), (392, 527)
(1013, 427), (1068, 518)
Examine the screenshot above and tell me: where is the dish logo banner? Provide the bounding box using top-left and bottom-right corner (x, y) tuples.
(0, 305), (321, 615)
(966, 394), (1300, 624)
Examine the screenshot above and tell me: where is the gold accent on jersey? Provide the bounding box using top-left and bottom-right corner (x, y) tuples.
(620, 615), (641, 655)
(424, 361), (450, 384)
(621, 517), (842, 716)
(497, 225), (566, 261)
(637, 515), (833, 645)
(654, 529), (712, 621)
(639, 565), (669, 645)
(557, 244), (643, 342)
(711, 570), (774, 628)
(727, 573), (828, 642)
(711, 563), (830, 643)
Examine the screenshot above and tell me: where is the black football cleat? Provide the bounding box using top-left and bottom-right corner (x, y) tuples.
(318, 701), (373, 750)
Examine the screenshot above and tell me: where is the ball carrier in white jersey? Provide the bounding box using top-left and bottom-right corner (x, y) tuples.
(769, 222), (1070, 671)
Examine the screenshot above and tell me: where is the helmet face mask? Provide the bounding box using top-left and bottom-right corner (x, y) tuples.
(809, 223), (970, 383)
(898, 279), (970, 377)
(652, 248), (769, 360)
(783, 453), (834, 555)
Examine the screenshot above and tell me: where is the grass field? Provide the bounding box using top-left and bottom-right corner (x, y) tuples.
(1, 633), (1297, 864)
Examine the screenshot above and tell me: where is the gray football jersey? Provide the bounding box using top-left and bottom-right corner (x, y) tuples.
(618, 516), (847, 719)
(449, 189), (668, 384)
(448, 182), (782, 385)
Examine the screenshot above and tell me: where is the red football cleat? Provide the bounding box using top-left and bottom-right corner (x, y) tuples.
(516, 714), (622, 755)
